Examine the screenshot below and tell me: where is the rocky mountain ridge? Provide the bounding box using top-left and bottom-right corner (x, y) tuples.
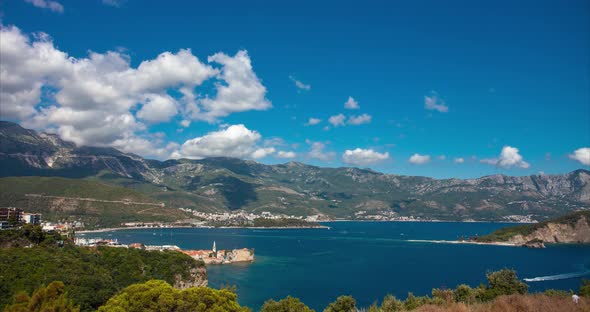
(1, 121), (589, 221)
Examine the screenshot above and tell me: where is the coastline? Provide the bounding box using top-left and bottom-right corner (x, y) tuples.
(327, 219), (534, 224)
(76, 219), (532, 234)
(406, 239), (520, 247)
(77, 224), (330, 234)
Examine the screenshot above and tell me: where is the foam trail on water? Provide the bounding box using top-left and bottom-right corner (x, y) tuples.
(523, 270), (590, 282)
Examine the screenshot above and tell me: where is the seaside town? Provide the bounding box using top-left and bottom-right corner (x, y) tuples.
(1, 207), (254, 264)
(1, 206), (539, 235)
(74, 237), (254, 264)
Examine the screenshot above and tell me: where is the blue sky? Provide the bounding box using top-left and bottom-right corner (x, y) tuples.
(0, 0), (589, 178)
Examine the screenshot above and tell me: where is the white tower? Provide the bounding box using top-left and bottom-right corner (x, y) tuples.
(212, 240), (216, 253)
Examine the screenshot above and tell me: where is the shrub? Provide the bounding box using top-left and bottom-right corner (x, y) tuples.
(453, 284), (475, 304)
(262, 296), (315, 312)
(380, 294), (404, 312)
(480, 269), (528, 301)
(97, 280), (249, 312)
(431, 288), (453, 305)
(324, 295), (356, 312)
(4, 281), (79, 312)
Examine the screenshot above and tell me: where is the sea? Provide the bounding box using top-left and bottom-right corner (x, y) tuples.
(79, 221), (590, 311)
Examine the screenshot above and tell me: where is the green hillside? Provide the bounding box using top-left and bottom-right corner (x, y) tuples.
(0, 177), (190, 229)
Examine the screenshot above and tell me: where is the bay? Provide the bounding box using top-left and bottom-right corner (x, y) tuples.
(80, 221), (590, 311)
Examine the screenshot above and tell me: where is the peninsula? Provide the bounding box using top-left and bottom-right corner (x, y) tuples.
(473, 210), (590, 248)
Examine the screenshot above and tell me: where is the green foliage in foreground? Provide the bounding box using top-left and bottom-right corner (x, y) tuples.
(0, 246), (204, 312)
(98, 280), (249, 312)
(0, 225), (64, 248)
(323, 295), (356, 312)
(4, 281), (79, 312)
(261, 296), (314, 312)
(476, 210), (590, 242)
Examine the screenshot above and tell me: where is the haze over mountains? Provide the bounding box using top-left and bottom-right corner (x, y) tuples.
(1, 121), (589, 222)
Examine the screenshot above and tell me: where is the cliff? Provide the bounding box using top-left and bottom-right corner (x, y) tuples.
(174, 265), (208, 288)
(476, 211), (590, 246)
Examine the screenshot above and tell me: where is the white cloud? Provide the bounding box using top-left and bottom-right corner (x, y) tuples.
(172, 124), (273, 159)
(569, 147), (590, 166)
(307, 140), (335, 161)
(342, 148), (389, 166)
(196, 50), (271, 121)
(306, 117), (321, 126)
(424, 91), (448, 113)
(328, 114), (346, 127)
(277, 151), (297, 159)
(180, 120), (191, 127)
(347, 114), (372, 125)
(454, 157), (465, 164)
(289, 75), (310, 91)
(344, 96), (359, 110)
(409, 153), (431, 165)
(251, 147), (276, 159)
(0, 25), (270, 159)
(263, 137), (286, 147)
(136, 94), (178, 123)
(481, 146), (530, 169)
(24, 0), (63, 13)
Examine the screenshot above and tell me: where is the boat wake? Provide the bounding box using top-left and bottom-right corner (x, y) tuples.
(523, 270), (590, 282)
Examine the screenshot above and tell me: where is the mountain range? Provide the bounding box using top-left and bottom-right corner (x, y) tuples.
(1, 121), (589, 223)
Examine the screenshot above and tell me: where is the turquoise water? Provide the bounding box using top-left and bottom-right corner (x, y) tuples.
(81, 222), (590, 310)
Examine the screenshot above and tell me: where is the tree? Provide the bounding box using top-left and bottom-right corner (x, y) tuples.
(453, 284), (475, 304)
(380, 294), (404, 312)
(97, 280), (249, 312)
(323, 295), (356, 312)
(261, 296), (314, 312)
(431, 288), (453, 304)
(404, 293), (421, 310)
(481, 269), (528, 301)
(4, 281), (80, 312)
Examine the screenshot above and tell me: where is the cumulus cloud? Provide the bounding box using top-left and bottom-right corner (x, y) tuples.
(342, 148), (389, 166)
(289, 75), (311, 91)
(136, 94), (178, 123)
(306, 117), (321, 126)
(251, 147), (276, 159)
(24, 0), (63, 13)
(0, 24), (270, 158)
(344, 96), (359, 109)
(328, 114), (346, 127)
(409, 153), (431, 165)
(569, 147), (590, 166)
(347, 114), (372, 125)
(424, 91), (448, 113)
(454, 157), (465, 164)
(277, 151), (297, 159)
(195, 51), (271, 121)
(180, 120), (191, 127)
(306, 140), (335, 161)
(481, 146), (530, 169)
(172, 124), (274, 159)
